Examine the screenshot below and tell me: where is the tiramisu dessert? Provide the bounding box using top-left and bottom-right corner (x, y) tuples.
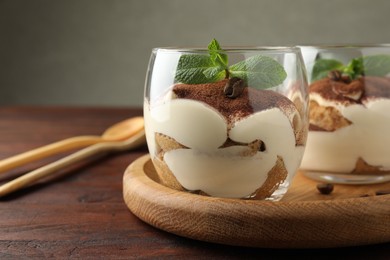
(300, 54), (390, 180)
(144, 40), (307, 199)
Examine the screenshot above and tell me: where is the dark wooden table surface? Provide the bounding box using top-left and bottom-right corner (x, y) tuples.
(0, 106), (389, 259)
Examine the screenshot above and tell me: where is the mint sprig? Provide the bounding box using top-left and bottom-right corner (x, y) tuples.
(311, 54), (390, 81)
(174, 39), (287, 89)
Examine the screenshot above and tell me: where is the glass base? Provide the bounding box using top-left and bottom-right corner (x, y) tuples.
(303, 170), (390, 184)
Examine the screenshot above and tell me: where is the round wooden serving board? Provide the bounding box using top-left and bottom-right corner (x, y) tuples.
(123, 154), (390, 248)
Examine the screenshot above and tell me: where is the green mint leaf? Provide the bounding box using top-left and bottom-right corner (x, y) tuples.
(208, 38), (228, 68)
(311, 59), (344, 81)
(361, 54), (390, 76)
(228, 55), (287, 89)
(175, 54), (224, 84)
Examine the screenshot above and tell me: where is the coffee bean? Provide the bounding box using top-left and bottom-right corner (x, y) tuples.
(375, 190), (390, 196)
(341, 75), (351, 84)
(224, 77), (246, 98)
(328, 70), (342, 81)
(316, 183), (334, 195)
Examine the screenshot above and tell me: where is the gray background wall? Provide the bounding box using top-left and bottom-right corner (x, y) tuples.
(1, 0), (389, 107)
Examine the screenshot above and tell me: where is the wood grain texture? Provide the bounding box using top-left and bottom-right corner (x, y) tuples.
(1, 106), (389, 258)
(124, 154), (390, 249)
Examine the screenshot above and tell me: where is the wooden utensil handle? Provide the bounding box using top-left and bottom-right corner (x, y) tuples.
(0, 136), (103, 173)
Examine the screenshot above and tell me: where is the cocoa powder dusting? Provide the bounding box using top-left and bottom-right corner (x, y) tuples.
(172, 79), (295, 126)
(310, 76), (390, 105)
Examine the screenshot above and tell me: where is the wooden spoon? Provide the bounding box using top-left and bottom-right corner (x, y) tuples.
(0, 128), (146, 197)
(0, 117), (144, 173)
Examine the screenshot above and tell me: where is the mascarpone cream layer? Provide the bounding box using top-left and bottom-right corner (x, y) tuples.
(144, 99), (304, 198)
(301, 98), (390, 172)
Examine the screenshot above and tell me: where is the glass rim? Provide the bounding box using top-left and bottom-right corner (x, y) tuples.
(298, 43), (390, 49)
(152, 46), (301, 54)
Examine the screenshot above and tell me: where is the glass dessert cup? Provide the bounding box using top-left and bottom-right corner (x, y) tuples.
(300, 45), (390, 184)
(144, 45), (308, 201)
